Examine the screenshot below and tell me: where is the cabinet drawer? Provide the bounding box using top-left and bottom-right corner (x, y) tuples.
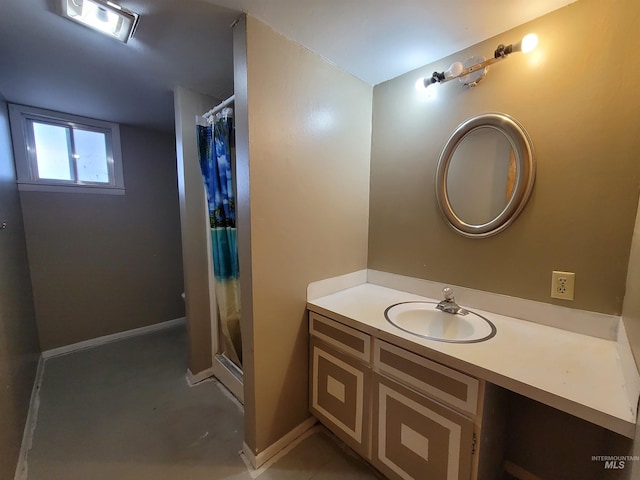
(309, 312), (371, 362)
(310, 337), (371, 459)
(374, 340), (479, 416)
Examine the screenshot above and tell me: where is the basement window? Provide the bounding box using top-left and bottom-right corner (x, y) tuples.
(9, 104), (124, 195)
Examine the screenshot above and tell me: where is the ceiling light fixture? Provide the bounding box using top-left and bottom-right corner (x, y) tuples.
(59, 0), (140, 43)
(416, 33), (538, 92)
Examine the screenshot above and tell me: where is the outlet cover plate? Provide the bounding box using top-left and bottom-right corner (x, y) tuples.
(551, 271), (575, 300)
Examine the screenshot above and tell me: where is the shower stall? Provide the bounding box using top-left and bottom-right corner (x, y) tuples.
(196, 94), (243, 401)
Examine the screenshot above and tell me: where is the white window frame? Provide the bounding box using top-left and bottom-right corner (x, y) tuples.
(9, 104), (125, 195)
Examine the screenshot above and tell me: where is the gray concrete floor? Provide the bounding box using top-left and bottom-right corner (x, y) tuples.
(26, 325), (380, 480)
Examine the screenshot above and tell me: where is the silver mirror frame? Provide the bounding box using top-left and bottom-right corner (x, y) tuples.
(435, 113), (535, 238)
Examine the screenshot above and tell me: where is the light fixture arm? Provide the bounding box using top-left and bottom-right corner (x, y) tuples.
(457, 56), (504, 79)
(432, 56), (505, 85)
(416, 33), (538, 93)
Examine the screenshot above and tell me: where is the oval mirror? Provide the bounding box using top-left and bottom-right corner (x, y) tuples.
(435, 113), (535, 238)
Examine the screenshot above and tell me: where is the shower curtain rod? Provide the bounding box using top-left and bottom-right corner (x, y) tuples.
(203, 94), (235, 119)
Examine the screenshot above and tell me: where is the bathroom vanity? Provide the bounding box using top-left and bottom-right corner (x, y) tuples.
(310, 311), (501, 479)
(307, 270), (639, 480)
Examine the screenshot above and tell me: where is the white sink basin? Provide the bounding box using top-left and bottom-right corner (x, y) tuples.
(384, 301), (496, 343)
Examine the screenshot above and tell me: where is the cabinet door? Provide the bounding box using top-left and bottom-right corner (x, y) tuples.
(310, 337), (371, 458)
(372, 373), (474, 480)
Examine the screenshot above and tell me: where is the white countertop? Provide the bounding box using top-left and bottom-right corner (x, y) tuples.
(307, 282), (639, 438)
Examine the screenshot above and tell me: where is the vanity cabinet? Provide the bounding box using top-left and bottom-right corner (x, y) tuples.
(309, 311), (503, 480)
(372, 340), (478, 480)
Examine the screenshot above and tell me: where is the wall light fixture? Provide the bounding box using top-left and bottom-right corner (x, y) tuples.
(59, 0), (140, 43)
(416, 33), (538, 93)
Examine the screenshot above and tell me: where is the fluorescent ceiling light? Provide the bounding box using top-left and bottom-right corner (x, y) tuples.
(59, 0), (139, 43)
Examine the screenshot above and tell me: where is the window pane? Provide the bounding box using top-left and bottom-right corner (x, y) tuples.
(74, 129), (109, 183)
(32, 122), (72, 180)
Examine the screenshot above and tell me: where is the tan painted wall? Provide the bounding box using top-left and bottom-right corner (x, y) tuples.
(243, 16), (372, 453)
(0, 99), (40, 480)
(368, 0), (640, 315)
(173, 86), (219, 374)
(21, 124), (185, 350)
(232, 16), (257, 448)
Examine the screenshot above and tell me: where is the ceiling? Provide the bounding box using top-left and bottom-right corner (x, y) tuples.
(0, 0), (576, 132)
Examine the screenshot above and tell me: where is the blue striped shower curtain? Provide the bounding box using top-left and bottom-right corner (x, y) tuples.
(196, 108), (241, 366)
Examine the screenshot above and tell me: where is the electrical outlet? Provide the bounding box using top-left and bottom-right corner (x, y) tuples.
(551, 271), (575, 300)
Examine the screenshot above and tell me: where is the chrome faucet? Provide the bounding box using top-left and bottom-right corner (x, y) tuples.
(436, 287), (468, 315)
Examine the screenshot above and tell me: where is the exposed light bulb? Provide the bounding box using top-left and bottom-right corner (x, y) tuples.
(498, 33), (539, 57)
(444, 62), (463, 79)
(521, 33), (538, 54)
(415, 77), (428, 92)
(415, 77), (437, 99)
(415, 77), (437, 92)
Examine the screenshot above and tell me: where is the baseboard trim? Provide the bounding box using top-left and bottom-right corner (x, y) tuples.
(42, 317), (186, 359)
(14, 355), (45, 480)
(503, 460), (545, 480)
(242, 416), (318, 470)
(186, 367), (214, 386)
